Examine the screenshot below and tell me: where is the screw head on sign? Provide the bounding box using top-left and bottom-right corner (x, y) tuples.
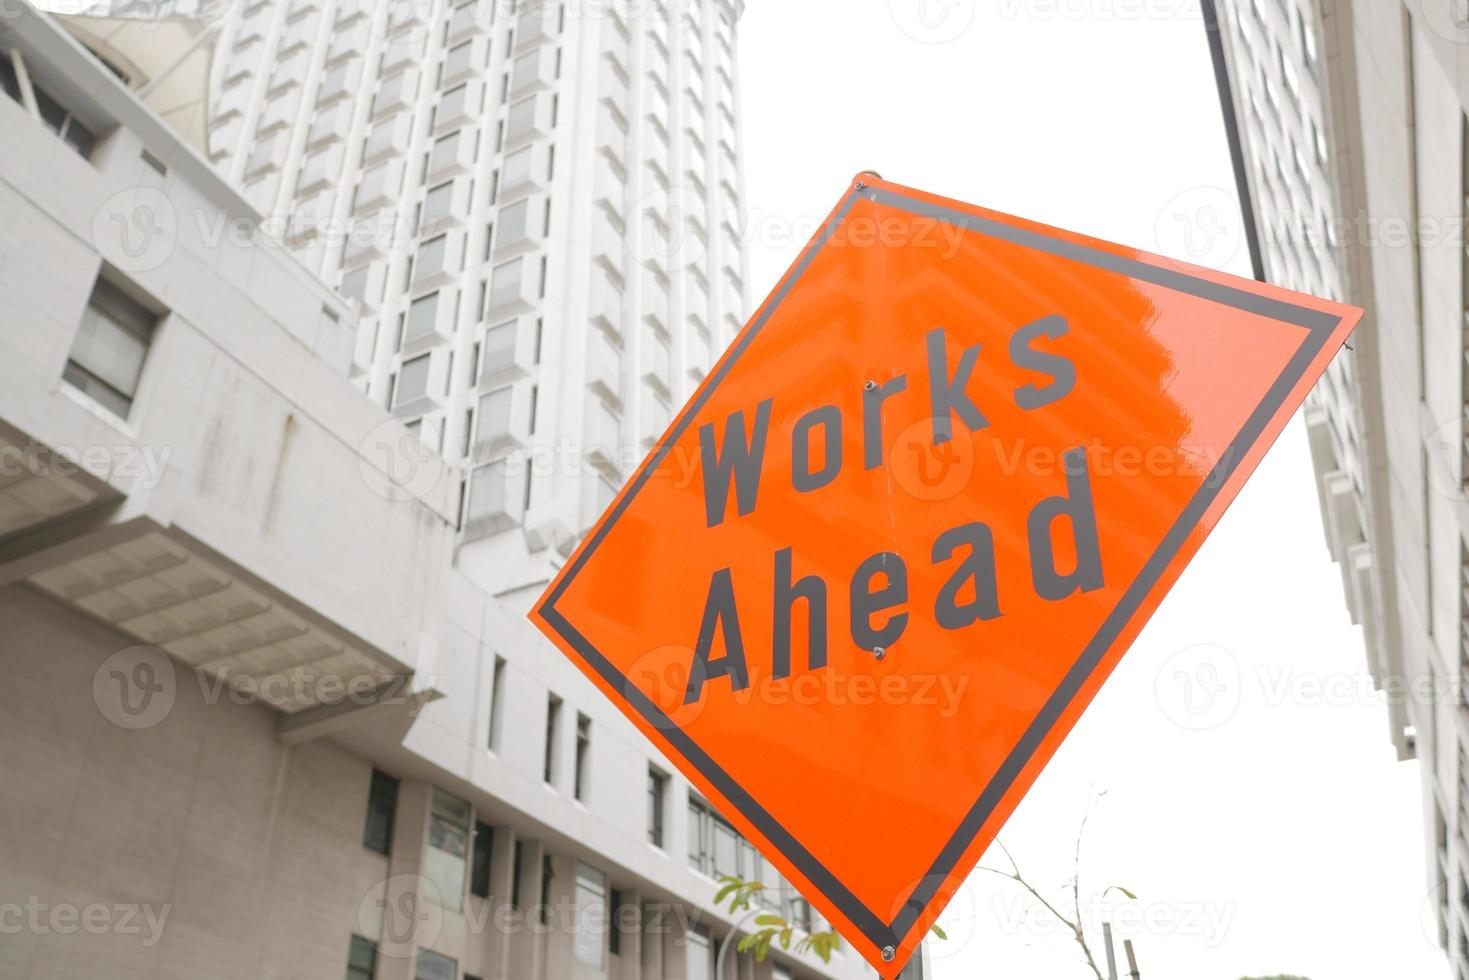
(873, 647), (886, 661)
(864, 379), (876, 391)
(881, 945), (896, 961)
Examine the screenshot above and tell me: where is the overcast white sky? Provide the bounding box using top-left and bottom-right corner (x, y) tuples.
(737, 3), (1443, 977)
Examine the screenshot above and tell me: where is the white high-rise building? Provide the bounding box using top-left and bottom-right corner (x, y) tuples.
(1214, 0), (1469, 973)
(205, 0), (751, 601)
(0, 1), (873, 978)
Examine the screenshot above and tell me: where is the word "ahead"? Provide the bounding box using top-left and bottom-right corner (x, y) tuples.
(684, 317), (1103, 705)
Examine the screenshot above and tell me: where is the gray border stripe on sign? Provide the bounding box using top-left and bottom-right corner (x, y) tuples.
(539, 182), (1342, 956)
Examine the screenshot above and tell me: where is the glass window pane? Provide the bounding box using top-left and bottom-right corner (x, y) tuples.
(424, 789), (470, 913)
(497, 200), (529, 247)
(406, 292), (439, 340)
(397, 354), (430, 404)
(574, 863), (607, 967)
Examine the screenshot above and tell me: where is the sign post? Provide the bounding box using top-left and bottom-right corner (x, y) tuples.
(531, 174), (1360, 977)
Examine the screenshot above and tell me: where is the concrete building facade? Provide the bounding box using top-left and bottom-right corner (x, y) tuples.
(203, 0), (752, 603)
(0, 3), (869, 979)
(1214, 0), (1469, 972)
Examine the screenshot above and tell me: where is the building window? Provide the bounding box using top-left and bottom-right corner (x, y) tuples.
(647, 767), (668, 848)
(574, 713), (591, 802)
(574, 863), (608, 967)
(425, 789), (471, 912)
(345, 935), (377, 980)
(396, 353), (431, 406)
(511, 839), (525, 909)
(686, 925), (712, 980)
(417, 234), (448, 278)
(414, 950), (457, 980)
(363, 769), (399, 855)
(488, 256), (524, 308)
(33, 81), (98, 157)
(63, 277), (159, 418)
(471, 820), (494, 898)
(405, 292), (440, 343)
(423, 181), (454, 229)
(539, 855), (554, 924)
(544, 693), (562, 785)
(497, 198), (530, 247)
(609, 888), (624, 956)
(487, 654), (507, 750)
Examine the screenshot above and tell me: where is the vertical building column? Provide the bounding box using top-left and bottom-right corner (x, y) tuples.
(613, 887), (643, 980)
(541, 852), (576, 979)
(378, 779), (432, 980)
(508, 835), (546, 978)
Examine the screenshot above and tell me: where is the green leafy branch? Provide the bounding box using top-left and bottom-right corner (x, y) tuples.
(713, 875), (945, 966)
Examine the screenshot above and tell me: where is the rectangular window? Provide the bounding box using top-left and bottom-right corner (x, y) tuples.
(496, 198), (530, 248)
(539, 855), (554, 924)
(574, 713), (591, 802)
(544, 693), (562, 785)
(396, 353), (431, 406)
(422, 181), (454, 228)
(414, 950), (456, 980)
(487, 654), (508, 749)
(647, 766), (668, 848)
(406, 291), (440, 341)
(34, 81), (98, 157)
(429, 131), (461, 173)
(488, 257), (524, 309)
(64, 278), (159, 418)
(471, 820), (494, 898)
(609, 889), (624, 956)
(418, 234), (447, 278)
(363, 769), (399, 855)
(346, 935), (377, 980)
(425, 789), (471, 912)
(511, 839), (525, 909)
(574, 863), (608, 968)
(685, 925), (712, 980)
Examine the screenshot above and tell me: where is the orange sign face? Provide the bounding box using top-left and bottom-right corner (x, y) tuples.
(531, 175), (1360, 977)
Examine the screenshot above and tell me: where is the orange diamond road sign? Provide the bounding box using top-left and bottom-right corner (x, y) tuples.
(531, 174), (1361, 976)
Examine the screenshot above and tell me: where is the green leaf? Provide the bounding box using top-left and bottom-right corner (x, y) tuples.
(753, 914), (788, 927)
(1112, 886), (1138, 900)
(929, 924), (948, 940)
